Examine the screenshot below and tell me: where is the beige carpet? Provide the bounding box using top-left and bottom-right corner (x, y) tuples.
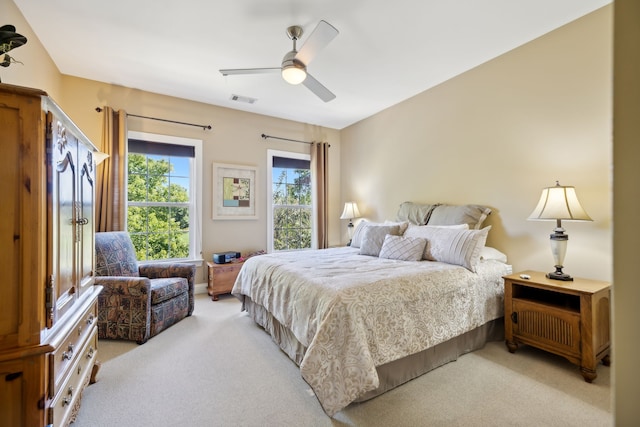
(73, 294), (612, 427)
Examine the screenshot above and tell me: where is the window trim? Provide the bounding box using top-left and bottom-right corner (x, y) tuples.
(127, 131), (203, 264)
(267, 149), (315, 252)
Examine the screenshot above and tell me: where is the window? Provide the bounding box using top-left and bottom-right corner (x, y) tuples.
(127, 131), (202, 262)
(267, 150), (313, 252)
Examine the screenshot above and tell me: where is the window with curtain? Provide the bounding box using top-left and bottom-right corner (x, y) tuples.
(267, 150), (313, 252)
(127, 133), (202, 261)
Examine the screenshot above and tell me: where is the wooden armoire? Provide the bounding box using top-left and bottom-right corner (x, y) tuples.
(0, 84), (102, 426)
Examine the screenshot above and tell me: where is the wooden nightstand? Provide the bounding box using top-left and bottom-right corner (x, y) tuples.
(207, 260), (245, 301)
(503, 270), (611, 382)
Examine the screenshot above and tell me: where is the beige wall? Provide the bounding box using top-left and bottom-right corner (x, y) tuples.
(1, 0), (61, 96)
(613, 0), (640, 424)
(341, 6), (613, 283)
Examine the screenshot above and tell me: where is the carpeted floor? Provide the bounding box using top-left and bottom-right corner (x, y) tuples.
(73, 294), (612, 427)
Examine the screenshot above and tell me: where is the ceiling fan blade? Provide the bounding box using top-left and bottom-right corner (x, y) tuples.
(220, 68), (280, 76)
(295, 20), (339, 66)
(302, 73), (336, 102)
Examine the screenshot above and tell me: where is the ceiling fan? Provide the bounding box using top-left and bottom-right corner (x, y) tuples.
(220, 20), (339, 102)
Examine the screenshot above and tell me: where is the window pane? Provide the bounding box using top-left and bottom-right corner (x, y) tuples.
(127, 206), (148, 233)
(169, 177), (189, 202)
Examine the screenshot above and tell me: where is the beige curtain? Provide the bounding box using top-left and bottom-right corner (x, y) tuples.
(95, 107), (127, 232)
(311, 142), (330, 249)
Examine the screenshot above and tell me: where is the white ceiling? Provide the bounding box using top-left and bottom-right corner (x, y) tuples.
(14, 0), (609, 130)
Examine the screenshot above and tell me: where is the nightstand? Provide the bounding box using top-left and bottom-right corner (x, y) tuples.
(503, 270), (611, 382)
(207, 260), (245, 301)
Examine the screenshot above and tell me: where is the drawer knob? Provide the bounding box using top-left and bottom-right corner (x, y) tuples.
(62, 344), (75, 361)
(86, 314), (95, 325)
(86, 346), (95, 359)
(62, 386), (74, 406)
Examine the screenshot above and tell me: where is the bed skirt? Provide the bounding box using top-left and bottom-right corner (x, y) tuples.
(242, 296), (504, 405)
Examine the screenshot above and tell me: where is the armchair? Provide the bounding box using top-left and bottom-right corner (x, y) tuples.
(94, 231), (196, 344)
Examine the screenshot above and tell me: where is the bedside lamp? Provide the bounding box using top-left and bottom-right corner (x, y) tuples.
(528, 181), (592, 281)
(340, 202), (361, 244)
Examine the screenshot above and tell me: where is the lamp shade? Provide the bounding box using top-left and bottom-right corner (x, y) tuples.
(340, 202), (361, 220)
(528, 181), (592, 222)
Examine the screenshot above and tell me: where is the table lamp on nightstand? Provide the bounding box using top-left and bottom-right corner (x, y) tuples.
(528, 181), (592, 281)
(340, 202), (361, 245)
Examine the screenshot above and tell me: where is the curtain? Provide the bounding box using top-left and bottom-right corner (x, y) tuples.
(311, 142), (330, 249)
(95, 107), (127, 232)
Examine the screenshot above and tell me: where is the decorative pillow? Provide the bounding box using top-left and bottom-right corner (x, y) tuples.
(378, 234), (427, 262)
(480, 246), (508, 263)
(350, 220), (379, 248)
(406, 226), (491, 272)
(427, 204), (492, 230)
(396, 202), (439, 225)
(359, 225), (401, 256)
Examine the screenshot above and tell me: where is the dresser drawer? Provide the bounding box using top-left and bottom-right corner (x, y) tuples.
(48, 326), (98, 427)
(49, 300), (97, 397)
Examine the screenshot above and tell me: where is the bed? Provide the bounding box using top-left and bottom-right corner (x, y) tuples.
(231, 203), (512, 416)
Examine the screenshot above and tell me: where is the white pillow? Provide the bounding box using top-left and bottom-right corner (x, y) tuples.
(480, 246), (508, 263)
(379, 235), (427, 262)
(405, 225), (491, 272)
(359, 225), (401, 256)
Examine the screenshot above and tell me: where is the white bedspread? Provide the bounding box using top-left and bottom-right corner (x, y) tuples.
(232, 247), (512, 416)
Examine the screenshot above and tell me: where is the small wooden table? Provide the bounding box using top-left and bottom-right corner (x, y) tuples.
(207, 260), (245, 301)
(503, 270), (611, 382)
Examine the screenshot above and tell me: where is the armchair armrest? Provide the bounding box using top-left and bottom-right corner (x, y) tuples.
(95, 276), (153, 344)
(139, 263), (196, 316)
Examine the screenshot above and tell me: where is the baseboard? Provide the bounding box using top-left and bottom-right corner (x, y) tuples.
(195, 282), (208, 295)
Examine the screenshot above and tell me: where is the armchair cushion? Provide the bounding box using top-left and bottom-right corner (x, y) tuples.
(95, 232), (140, 277)
(149, 277), (188, 305)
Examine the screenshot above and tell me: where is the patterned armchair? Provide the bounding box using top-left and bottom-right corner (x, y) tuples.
(94, 232), (196, 344)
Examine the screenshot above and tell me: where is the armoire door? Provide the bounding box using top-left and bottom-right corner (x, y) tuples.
(77, 142), (95, 297)
(48, 112), (78, 326)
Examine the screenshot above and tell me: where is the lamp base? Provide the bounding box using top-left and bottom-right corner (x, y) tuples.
(546, 266), (573, 281)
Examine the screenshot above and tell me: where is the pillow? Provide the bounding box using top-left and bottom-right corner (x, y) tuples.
(384, 220), (409, 235)
(359, 225), (401, 256)
(404, 223), (469, 238)
(396, 202), (438, 225)
(406, 226), (491, 272)
(378, 234), (427, 262)
(480, 246), (508, 263)
(350, 220), (379, 248)
(427, 204), (492, 230)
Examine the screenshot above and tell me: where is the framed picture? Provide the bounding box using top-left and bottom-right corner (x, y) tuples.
(212, 162), (258, 220)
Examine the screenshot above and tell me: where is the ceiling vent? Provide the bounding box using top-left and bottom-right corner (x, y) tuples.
(230, 94), (257, 104)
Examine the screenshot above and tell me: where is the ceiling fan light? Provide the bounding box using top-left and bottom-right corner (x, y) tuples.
(282, 66), (306, 85)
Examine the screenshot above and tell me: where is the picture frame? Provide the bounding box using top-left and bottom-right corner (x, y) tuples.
(212, 162), (258, 220)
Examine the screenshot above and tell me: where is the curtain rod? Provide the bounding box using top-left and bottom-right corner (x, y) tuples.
(95, 107), (212, 130)
(261, 133), (330, 147)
